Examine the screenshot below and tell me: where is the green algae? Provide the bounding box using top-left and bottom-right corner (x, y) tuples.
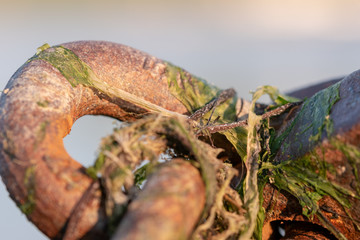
(36, 43), (50, 55)
(33, 121), (49, 150)
(30, 44), (181, 117)
(240, 88), (264, 239)
(36, 100), (50, 108)
(165, 62), (247, 158)
(242, 85), (300, 239)
(29, 43), (359, 239)
(248, 83), (353, 239)
(271, 81), (341, 160)
(30, 45), (94, 87)
(166, 63), (220, 112)
(262, 149), (355, 240)
(19, 165), (36, 215)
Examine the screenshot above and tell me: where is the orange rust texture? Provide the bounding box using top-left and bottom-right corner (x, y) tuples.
(262, 184), (359, 239)
(112, 159), (206, 240)
(0, 41), (188, 239)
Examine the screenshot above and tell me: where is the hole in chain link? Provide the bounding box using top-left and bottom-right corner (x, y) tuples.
(63, 115), (122, 167)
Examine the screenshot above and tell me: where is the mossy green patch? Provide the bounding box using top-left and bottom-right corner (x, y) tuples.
(30, 45), (94, 87)
(30, 44), (185, 117)
(19, 165), (36, 215)
(271, 81), (341, 161)
(36, 100), (49, 108)
(166, 63), (220, 112)
(133, 163), (153, 189)
(34, 121), (49, 150)
(36, 43), (50, 55)
(262, 150), (355, 240)
(165, 62), (247, 158)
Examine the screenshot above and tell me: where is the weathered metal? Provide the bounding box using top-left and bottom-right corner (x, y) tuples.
(0, 41), (191, 239)
(1, 41), (359, 239)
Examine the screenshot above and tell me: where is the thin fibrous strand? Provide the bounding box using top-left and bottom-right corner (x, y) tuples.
(189, 88), (236, 121)
(261, 102), (302, 119)
(196, 120), (248, 136)
(196, 101), (302, 136)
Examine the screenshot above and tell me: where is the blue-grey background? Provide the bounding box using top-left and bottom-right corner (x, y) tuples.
(1, 0), (360, 238)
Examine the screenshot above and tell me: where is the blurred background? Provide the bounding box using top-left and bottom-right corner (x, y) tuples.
(1, 0), (360, 238)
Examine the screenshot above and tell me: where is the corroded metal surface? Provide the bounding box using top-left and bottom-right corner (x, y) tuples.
(263, 72), (360, 239)
(277, 70), (360, 162)
(1, 41), (360, 239)
(112, 160), (205, 240)
(0, 41), (189, 239)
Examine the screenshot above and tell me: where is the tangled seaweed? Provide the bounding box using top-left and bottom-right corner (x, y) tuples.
(88, 84), (359, 239)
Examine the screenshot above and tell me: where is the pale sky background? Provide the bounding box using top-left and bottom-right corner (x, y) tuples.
(1, 0), (360, 239)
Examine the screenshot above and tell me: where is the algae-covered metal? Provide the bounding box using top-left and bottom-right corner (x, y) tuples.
(0, 41), (207, 239)
(1, 41), (360, 240)
(261, 72), (360, 240)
